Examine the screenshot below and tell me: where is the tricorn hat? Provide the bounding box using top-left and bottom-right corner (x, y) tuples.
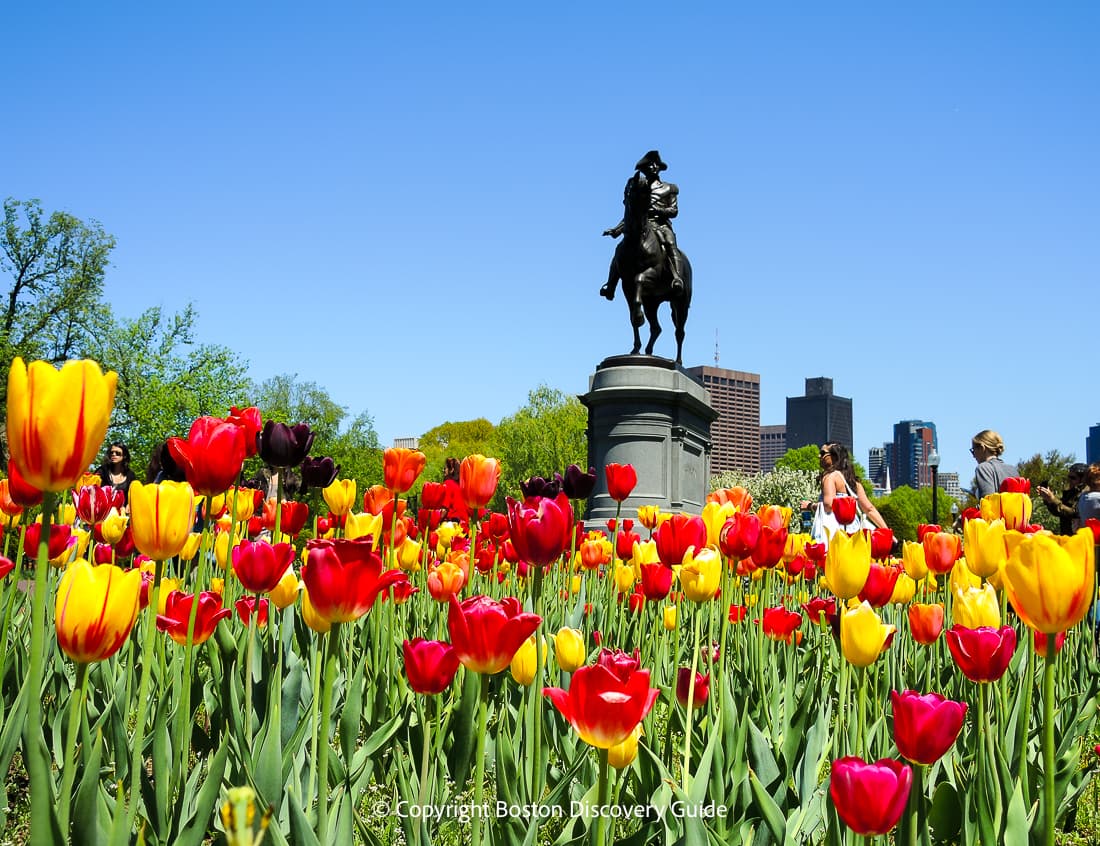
(635, 150), (668, 171)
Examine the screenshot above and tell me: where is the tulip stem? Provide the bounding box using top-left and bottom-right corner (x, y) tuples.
(531, 565), (545, 803)
(316, 622), (340, 842)
(58, 660), (90, 835)
(595, 747), (610, 846)
(682, 604), (702, 794)
(1043, 636), (1056, 846)
(307, 634), (321, 802)
(608, 503), (621, 644)
(414, 695), (432, 845)
(125, 557), (164, 836)
(856, 667), (867, 760)
(244, 591), (258, 742)
(471, 674), (490, 846)
(1017, 647), (1032, 808)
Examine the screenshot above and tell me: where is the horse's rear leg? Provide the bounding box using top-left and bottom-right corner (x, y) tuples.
(643, 301), (661, 355)
(671, 301), (687, 365)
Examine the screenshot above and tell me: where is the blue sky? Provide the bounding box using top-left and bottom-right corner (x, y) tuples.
(5, 2), (1097, 485)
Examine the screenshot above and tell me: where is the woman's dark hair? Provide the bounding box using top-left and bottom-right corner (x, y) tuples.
(443, 457), (460, 483)
(819, 443), (859, 490)
(106, 442), (131, 468)
(145, 440), (186, 483)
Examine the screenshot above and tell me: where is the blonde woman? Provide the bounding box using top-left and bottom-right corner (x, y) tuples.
(970, 429), (1018, 498)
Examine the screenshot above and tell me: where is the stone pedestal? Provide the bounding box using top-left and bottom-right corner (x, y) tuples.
(580, 355), (718, 524)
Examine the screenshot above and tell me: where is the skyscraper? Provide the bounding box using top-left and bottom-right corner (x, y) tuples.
(892, 420), (938, 489)
(1088, 424), (1100, 465)
(785, 377), (853, 452)
(685, 366), (761, 474)
(867, 446), (887, 487)
(760, 425), (787, 472)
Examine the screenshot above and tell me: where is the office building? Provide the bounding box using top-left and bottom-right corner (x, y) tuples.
(892, 420), (938, 489)
(1089, 424), (1100, 465)
(939, 471), (963, 501)
(785, 377), (853, 453)
(760, 425), (787, 472)
(867, 446), (887, 488)
(686, 366), (761, 474)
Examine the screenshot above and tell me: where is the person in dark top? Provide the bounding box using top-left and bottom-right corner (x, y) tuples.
(97, 442), (137, 501)
(1037, 463), (1087, 534)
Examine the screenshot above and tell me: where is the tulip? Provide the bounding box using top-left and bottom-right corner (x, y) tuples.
(128, 481), (196, 561)
(675, 668), (710, 709)
(949, 556), (982, 594)
(802, 597), (836, 627)
(841, 601), (895, 667)
(869, 528), (894, 560)
(561, 464), (597, 499)
(97, 509), (129, 546)
(257, 421), (314, 468)
(5, 460), (43, 508)
(383, 447), (427, 494)
(638, 563), (673, 601)
(604, 463), (637, 502)
(653, 513), (707, 567)
(891, 690), (967, 765)
(982, 491), (1032, 532)
(0, 556), (13, 580)
(701, 501), (736, 548)
(234, 596), (269, 627)
(831, 496), (858, 526)
(707, 486), (752, 512)
(459, 454), (501, 509)
(908, 603), (945, 645)
(167, 417), (247, 497)
(72, 485), (125, 525)
(752, 525), (788, 568)
(631, 539), (660, 567)
(403, 638), (460, 695)
(760, 606), (802, 643)
(719, 511), (760, 559)
(157, 590), (232, 645)
(1033, 630), (1066, 657)
(922, 532), (961, 574)
(636, 505), (661, 530)
(901, 541), (928, 581)
(679, 546), (721, 602)
(554, 627), (586, 672)
(345, 511), (383, 543)
(663, 606), (677, 630)
(448, 594), (542, 675)
(232, 539), (296, 594)
(24, 522), (73, 561)
(507, 493), (573, 566)
(268, 566), (301, 609)
(322, 478), (357, 517)
(953, 583), (1000, 629)
(945, 625), (1017, 683)
(857, 563), (901, 607)
(544, 648), (660, 748)
(825, 530), (872, 600)
(54, 560), (142, 663)
(427, 560), (466, 601)
(300, 586), (331, 634)
(7, 358), (117, 492)
(1002, 529), (1094, 634)
(509, 634), (546, 686)
(729, 603), (748, 623)
(917, 524), (941, 541)
(614, 563), (635, 593)
(829, 756), (912, 835)
(607, 726), (642, 769)
(890, 572), (917, 604)
(300, 455), (340, 491)
(804, 541), (827, 562)
(302, 538), (405, 623)
(0, 479), (24, 519)
(962, 518), (1008, 578)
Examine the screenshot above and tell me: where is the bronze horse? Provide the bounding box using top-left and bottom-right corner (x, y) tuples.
(599, 172), (692, 364)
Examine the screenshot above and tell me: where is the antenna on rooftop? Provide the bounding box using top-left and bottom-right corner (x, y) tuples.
(714, 329), (720, 366)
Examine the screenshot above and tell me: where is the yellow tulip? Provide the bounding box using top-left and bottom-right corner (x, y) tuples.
(214, 531), (232, 570)
(784, 532), (809, 563)
(680, 546), (721, 603)
(663, 605), (677, 630)
(615, 563), (636, 593)
(434, 520), (464, 552)
(204, 492), (228, 520)
(1003, 529), (1095, 634)
(54, 559), (141, 663)
(269, 567), (301, 610)
(98, 509), (129, 546)
(210, 577), (225, 596)
(301, 586), (331, 634)
(57, 504), (77, 526)
(890, 573), (916, 605)
(745, 593), (758, 608)
(129, 481), (195, 561)
(77, 472), (101, 488)
(981, 492), (1032, 532)
(509, 634), (546, 686)
(631, 539), (660, 567)
(396, 537), (422, 572)
(6, 358), (117, 492)
(952, 583), (1000, 629)
(571, 575), (582, 595)
(225, 486), (257, 523)
(840, 601), (895, 667)
(554, 627), (586, 672)
(825, 530), (871, 600)
(701, 501), (735, 548)
(636, 505), (662, 531)
(901, 541), (928, 581)
(323, 479), (358, 517)
(950, 556), (982, 594)
(179, 532), (203, 563)
(156, 578), (181, 614)
(608, 726), (642, 769)
(963, 518), (1008, 578)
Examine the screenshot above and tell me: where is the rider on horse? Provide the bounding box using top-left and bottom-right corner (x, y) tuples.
(602, 150), (685, 292)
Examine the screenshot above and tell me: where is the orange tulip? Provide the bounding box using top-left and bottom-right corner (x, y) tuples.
(383, 448), (427, 494)
(0, 480), (22, 519)
(362, 485), (395, 517)
(908, 603), (945, 644)
(6, 358), (117, 492)
(922, 532), (961, 575)
(706, 486), (753, 512)
(460, 455), (501, 509)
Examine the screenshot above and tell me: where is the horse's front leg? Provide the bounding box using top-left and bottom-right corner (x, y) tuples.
(643, 300), (661, 355)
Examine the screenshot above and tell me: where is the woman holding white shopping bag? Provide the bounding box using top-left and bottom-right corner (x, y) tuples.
(809, 443), (888, 546)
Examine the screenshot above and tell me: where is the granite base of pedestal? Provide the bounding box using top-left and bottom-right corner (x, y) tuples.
(580, 355), (717, 524)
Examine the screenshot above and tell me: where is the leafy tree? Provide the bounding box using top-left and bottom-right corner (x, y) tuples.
(418, 419), (495, 489)
(1009, 450), (1078, 532)
(489, 385), (587, 508)
(775, 444), (867, 483)
(89, 305), (249, 470)
(1, 198), (115, 456)
(873, 485), (953, 542)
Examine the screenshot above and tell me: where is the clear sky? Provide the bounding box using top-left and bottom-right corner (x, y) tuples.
(5, 2), (1097, 485)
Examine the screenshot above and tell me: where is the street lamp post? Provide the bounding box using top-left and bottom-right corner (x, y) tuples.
(928, 449), (941, 525)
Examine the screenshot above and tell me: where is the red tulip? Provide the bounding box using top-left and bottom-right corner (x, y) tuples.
(506, 493), (573, 566)
(543, 648), (659, 748)
(639, 563), (673, 601)
(24, 523), (73, 560)
(869, 528), (894, 560)
(675, 668), (710, 709)
(858, 563), (901, 608)
(999, 477), (1031, 494)
(234, 596), (269, 627)
(0, 556), (14, 580)
(72, 485), (125, 524)
(922, 532), (961, 574)
(908, 603), (945, 645)
(232, 540), (295, 594)
(167, 417), (247, 497)
(420, 482), (447, 511)
(831, 496), (857, 526)
(728, 603), (748, 624)
(653, 513), (707, 567)
(616, 526), (640, 560)
(447, 594), (542, 675)
(916, 524), (941, 541)
(945, 625), (1017, 683)
(261, 499), (310, 536)
(604, 463), (637, 503)
(804, 541), (827, 562)
(157, 590), (232, 645)
(891, 690), (967, 765)
(803, 597), (837, 626)
(1033, 630), (1066, 657)
(302, 538), (405, 623)
(225, 406), (262, 458)
(719, 511), (760, 559)
(759, 606), (802, 643)
(829, 756), (912, 835)
(403, 638), (461, 694)
(6, 460), (43, 508)
(1086, 518), (1100, 544)
(960, 507), (981, 523)
(752, 525), (788, 568)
